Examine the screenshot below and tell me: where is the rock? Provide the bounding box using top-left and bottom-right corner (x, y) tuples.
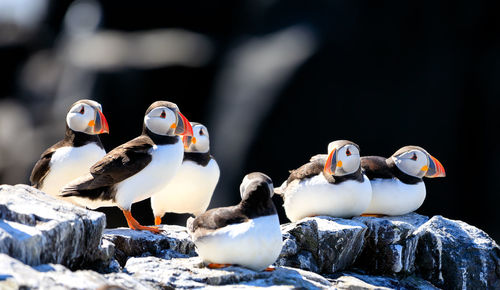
(102, 225), (196, 266)
(327, 271), (439, 290)
(276, 216), (367, 273)
(352, 213), (429, 275)
(0, 184), (112, 270)
(414, 215), (500, 289)
(0, 253), (148, 289)
(123, 255), (333, 289)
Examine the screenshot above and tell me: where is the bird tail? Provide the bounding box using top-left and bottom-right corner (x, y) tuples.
(59, 173), (94, 197)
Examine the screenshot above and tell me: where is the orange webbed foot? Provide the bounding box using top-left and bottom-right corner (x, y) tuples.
(207, 263), (232, 269)
(154, 216), (162, 226)
(122, 209), (163, 234)
(361, 213), (386, 218)
(264, 266), (275, 272)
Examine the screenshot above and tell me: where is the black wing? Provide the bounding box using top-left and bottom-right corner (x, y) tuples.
(286, 154), (330, 184)
(360, 156), (394, 180)
(61, 135), (153, 198)
(30, 147), (57, 188)
(188, 205), (248, 234)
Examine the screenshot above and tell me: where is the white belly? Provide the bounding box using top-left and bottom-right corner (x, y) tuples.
(113, 141), (184, 210)
(193, 214), (283, 271)
(151, 159), (219, 217)
(282, 174), (373, 222)
(363, 178), (426, 216)
(40, 144), (105, 200)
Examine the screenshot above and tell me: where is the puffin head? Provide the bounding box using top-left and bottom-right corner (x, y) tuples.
(391, 145), (446, 178)
(66, 99), (109, 135)
(144, 101), (193, 137)
(324, 140), (361, 176)
(182, 122), (210, 152)
(239, 172), (274, 201)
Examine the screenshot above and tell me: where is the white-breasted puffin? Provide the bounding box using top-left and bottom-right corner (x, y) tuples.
(61, 101), (193, 233)
(361, 145), (446, 216)
(275, 140), (373, 222)
(187, 172), (282, 271)
(151, 122), (220, 225)
(30, 99), (109, 201)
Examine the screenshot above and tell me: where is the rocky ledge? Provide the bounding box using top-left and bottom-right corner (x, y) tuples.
(1, 185), (499, 289)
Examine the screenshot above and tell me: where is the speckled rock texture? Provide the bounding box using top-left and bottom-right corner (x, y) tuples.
(0, 184), (112, 270)
(1, 184), (499, 289)
(277, 216), (367, 273)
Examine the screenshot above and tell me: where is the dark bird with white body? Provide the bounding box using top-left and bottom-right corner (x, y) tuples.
(187, 172), (282, 271)
(30, 99), (109, 202)
(61, 101), (193, 233)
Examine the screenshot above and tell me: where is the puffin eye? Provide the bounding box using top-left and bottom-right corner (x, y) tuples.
(199, 129), (204, 136)
(79, 106), (85, 114)
(346, 148), (351, 156)
(160, 110), (166, 119)
(410, 153), (418, 161)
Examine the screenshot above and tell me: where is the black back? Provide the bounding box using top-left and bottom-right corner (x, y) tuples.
(361, 156), (422, 185)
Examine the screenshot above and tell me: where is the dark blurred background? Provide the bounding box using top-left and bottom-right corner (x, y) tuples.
(1, 1), (499, 241)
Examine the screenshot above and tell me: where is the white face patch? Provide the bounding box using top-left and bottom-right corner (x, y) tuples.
(66, 103), (97, 133)
(186, 124), (210, 153)
(144, 107), (177, 136)
(393, 149), (429, 178)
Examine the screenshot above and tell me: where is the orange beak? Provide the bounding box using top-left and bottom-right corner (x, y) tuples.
(91, 109), (109, 134)
(324, 148), (337, 175)
(425, 154), (446, 178)
(175, 111), (193, 137)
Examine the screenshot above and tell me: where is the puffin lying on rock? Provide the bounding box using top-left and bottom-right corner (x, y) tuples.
(275, 140), (372, 221)
(361, 145), (446, 216)
(61, 101), (193, 233)
(30, 99), (109, 202)
(187, 172), (282, 271)
(151, 122), (220, 225)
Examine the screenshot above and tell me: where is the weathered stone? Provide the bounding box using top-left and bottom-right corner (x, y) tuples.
(0, 253), (148, 290)
(0, 184), (112, 270)
(102, 225), (196, 266)
(124, 256), (333, 289)
(327, 271), (439, 290)
(414, 215), (500, 289)
(352, 213), (429, 275)
(277, 216), (367, 273)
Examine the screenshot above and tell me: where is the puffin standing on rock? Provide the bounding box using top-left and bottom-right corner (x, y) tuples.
(361, 145), (446, 216)
(151, 122), (219, 225)
(187, 172), (282, 271)
(275, 140), (372, 222)
(30, 99), (109, 200)
(61, 101), (193, 233)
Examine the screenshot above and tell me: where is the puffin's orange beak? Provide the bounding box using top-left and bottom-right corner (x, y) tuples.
(324, 148), (337, 175)
(91, 109), (109, 134)
(425, 154), (446, 178)
(175, 112), (193, 137)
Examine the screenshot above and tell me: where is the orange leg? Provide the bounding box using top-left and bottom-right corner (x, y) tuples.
(154, 216), (162, 226)
(207, 263), (232, 269)
(264, 266), (275, 272)
(361, 213), (386, 218)
(122, 210), (162, 234)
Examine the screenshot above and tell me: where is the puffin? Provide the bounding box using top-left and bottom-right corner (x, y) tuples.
(30, 99), (109, 201)
(275, 140), (372, 222)
(361, 145), (446, 216)
(61, 101), (193, 233)
(151, 122), (220, 225)
(187, 172), (282, 271)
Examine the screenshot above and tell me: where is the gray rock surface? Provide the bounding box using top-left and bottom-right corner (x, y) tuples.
(352, 213), (429, 275)
(0, 184), (112, 270)
(414, 215), (500, 289)
(1, 184), (500, 289)
(277, 216), (367, 273)
(102, 225), (196, 266)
